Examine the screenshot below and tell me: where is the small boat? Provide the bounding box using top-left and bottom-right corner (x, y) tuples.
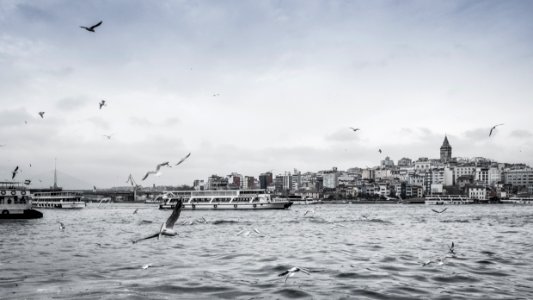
(501, 197), (533, 204)
(159, 189), (293, 210)
(274, 195), (321, 205)
(0, 181), (43, 219)
(425, 195), (474, 205)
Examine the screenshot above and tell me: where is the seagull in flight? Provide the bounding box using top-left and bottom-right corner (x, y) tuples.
(99, 100), (106, 109)
(102, 134), (113, 140)
(80, 21), (103, 32)
(24, 179), (31, 185)
(431, 208), (448, 214)
(142, 170), (161, 181)
(142, 263), (152, 270)
(448, 242), (455, 255)
(489, 123), (504, 137)
(142, 161), (172, 180)
(278, 267), (310, 283)
(132, 200), (183, 243)
(133, 208), (139, 214)
(38, 112), (45, 119)
(212, 93), (220, 97)
(175, 153), (191, 166)
(12, 166), (19, 179)
(349, 127), (360, 132)
(378, 149), (382, 154)
(59, 222), (65, 231)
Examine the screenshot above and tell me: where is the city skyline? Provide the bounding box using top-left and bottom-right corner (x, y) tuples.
(1, 1), (533, 188)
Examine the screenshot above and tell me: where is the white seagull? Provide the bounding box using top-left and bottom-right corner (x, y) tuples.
(132, 200), (183, 243)
(59, 222), (65, 231)
(175, 153), (191, 166)
(278, 267), (310, 283)
(142, 161), (172, 180)
(142, 263), (152, 270)
(431, 208), (448, 214)
(102, 134), (113, 140)
(489, 123), (504, 137)
(349, 127), (360, 132)
(99, 100), (106, 109)
(38, 112), (45, 119)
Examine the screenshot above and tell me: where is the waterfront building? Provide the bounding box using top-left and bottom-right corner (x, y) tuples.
(362, 168), (375, 180)
(454, 165), (476, 184)
(397, 157), (413, 167)
(291, 169), (301, 191)
(504, 168), (533, 187)
(193, 180), (205, 191)
(474, 167), (489, 186)
(381, 156), (395, 168)
(440, 136), (452, 163)
(243, 176), (256, 190)
(322, 167), (339, 189)
(207, 175), (228, 190)
(467, 186), (487, 200)
(415, 158), (431, 171)
(259, 172), (273, 190)
(227, 172), (243, 189)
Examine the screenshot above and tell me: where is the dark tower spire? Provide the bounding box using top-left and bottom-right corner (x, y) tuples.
(440, 135), (452, 163)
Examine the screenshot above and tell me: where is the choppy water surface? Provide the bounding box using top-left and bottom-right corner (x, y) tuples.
(1, 204), (533, 299)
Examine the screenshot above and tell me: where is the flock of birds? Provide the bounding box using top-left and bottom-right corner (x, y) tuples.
(6, 21), (195, 186)
(25, 19), (471, 285)
(349, 123), (505, 156)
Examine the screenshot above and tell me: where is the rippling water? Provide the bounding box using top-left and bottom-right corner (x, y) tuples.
(1, 204), (533, 299)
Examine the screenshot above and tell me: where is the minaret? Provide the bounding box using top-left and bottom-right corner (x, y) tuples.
(440, 136), (452, 163)
(53, 158), (58, 189)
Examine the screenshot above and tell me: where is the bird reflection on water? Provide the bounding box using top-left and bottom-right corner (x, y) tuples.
(1, 204), (532, 299)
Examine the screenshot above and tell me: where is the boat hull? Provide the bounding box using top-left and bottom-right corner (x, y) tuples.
(0, 209), (43, 219)
(160, 202), (293, 210)
(33, 202), (86, 209)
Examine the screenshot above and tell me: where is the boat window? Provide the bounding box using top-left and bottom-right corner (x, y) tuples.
(7, 198), (12, 204)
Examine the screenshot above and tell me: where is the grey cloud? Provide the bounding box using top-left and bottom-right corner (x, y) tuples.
(56, 96), (89, 111)
(325, 128), (360, 142)
(0, 108), (32, 127)
(509, 129), (533, 138)
(86, 117), (110, 130)
(463, 128), (489, 141)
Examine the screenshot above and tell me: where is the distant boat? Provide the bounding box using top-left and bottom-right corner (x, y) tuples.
(0, 181), (43, 219)
(425, 195), (473, 205)
(274, 195), (321, 205)
(501, 197), (533, 205)
(159, 189), (293, 210)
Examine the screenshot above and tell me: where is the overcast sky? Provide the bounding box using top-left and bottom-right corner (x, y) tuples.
(1, 0), (533, 188)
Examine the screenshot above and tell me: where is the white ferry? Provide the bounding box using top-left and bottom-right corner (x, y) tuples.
(274, 195), (321, 205)
(0, 181), (43, 219)
(31, 189), (85, 209)
(501, 197), (533, 204)
(159, 189), (293, 210)
(425, 195), (474, 205)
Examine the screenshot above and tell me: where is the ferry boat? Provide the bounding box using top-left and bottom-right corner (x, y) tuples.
(159, 189), (293, 210)
(31, 188), (85, 209)
(501, 197), (533, 204)
(0, 182), (43, 219)
(425, 195), (474, 205)
(274, 195), (321, 205)
(29, 163), (85, 209)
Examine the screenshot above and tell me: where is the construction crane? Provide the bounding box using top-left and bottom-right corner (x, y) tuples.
(126, 174), (141, 201)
